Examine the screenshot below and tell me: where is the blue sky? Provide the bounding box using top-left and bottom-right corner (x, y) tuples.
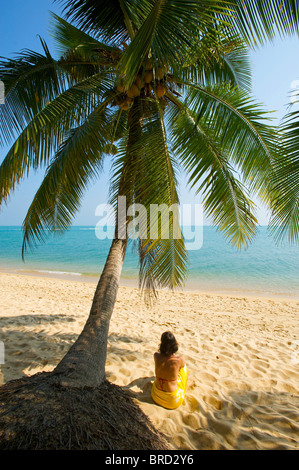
(1, 0), (299, 226)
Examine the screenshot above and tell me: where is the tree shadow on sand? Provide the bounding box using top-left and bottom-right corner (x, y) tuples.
(0, 315), (146, 385)
(0, 314), (79, 384)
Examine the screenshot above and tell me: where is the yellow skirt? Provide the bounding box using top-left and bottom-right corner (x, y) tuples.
(151, 365), (188, 410)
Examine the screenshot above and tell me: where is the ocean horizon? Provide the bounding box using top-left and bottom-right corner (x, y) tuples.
(0, 225), (298, 299)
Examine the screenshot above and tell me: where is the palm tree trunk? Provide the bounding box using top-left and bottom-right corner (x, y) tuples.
(52, 236), (127, 387)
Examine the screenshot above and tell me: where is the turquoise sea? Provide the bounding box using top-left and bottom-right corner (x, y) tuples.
(0, 225), (298, 299)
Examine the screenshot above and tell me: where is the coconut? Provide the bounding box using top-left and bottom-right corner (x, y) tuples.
(145, 58), (152, 70)
(120, 102), (130, 110)
(134, 75), (144, 89)
(117, 84), (125, 93)
(156, 83), (167, 98)
(144, 70), (153, 84)
(127, 84), (140, 98)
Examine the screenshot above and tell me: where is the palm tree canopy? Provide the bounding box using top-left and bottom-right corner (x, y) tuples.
(1, 0), (298, 292)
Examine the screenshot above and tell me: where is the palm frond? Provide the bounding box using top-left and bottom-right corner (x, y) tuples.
(269, 108), (299, 243)
(50, 12), (123, 64)
(110, 96), (188, 293)
(0, 38), (116, 146)
(222, 36), (252, 91)
(181, 27), (252, 91)
(134, 99), (188, 292)
(117, 0), (229, 88)
(168, 96), (257, 248)
(0, 73), (116, 206)
(177, 82), (279, 206)
(0, 38), (65, 145)
(22, 104), (114, 256)
(223, 0), (299, 47)
(55, 0), (132, 43)
(109, 97), (144, 210)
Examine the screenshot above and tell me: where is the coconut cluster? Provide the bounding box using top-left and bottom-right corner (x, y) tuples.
(114, 60), (168, 110)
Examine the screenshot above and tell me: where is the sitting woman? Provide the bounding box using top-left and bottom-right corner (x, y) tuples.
(151, 331), (188, 409)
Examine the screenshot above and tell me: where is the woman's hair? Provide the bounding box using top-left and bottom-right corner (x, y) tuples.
(159, 331), (179, 356)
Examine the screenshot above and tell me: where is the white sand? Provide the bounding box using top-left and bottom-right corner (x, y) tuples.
(0, 272), (298, 450)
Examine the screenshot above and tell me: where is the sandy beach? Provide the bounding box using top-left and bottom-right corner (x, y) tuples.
(0, 271), (298, 450)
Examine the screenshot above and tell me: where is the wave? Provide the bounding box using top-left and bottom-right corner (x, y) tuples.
(37, 270), (82, 276)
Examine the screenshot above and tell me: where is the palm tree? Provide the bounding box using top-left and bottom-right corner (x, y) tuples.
(1, 0), (299, 392)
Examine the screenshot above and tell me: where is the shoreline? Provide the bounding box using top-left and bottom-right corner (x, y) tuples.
(0, 266), (298, 302)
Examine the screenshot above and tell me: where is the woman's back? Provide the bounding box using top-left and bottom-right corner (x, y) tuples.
(154, 352), (185, 392)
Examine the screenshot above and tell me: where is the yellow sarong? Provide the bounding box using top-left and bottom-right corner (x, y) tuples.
(151, 365), (188, 409)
